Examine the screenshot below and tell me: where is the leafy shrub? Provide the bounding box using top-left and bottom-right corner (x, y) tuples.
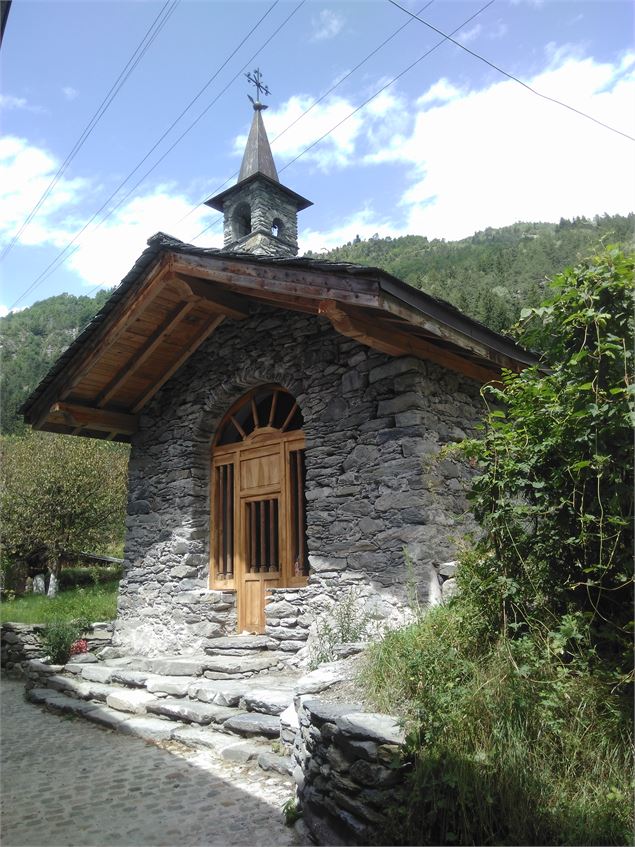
(309, 589), (378, 668)
(41, 618), (90, 664)
(364, 249), (634, 845)
(0, 432), (128, 591)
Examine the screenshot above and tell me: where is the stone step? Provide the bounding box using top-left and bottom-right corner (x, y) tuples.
(204, 635), (277, 655)
(106, 688), (157, 715)
(146, 697), (240, 726)
(223, 712), (281, 738)
(26, 686), (291, 781)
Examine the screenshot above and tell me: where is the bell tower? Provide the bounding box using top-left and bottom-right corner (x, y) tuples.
(205, 70), (312, 257)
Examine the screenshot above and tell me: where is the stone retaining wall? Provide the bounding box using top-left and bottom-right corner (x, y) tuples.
(293, 698), (409, 845)
(1, 622), (113, 676)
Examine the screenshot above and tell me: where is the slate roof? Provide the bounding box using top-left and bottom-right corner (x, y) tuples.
(20, 231), (537, 420)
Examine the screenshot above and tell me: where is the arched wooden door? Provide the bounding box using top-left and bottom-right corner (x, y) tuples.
(209, 386), (309, 633)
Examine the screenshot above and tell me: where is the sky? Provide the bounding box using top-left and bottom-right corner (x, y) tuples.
(0, 0), (633, 314)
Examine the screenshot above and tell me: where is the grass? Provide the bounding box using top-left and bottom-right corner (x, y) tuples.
(0, 580), (119, 625)
(362, 601), (634, 846)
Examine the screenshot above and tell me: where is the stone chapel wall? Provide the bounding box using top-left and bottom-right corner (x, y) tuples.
(112, 304), (482, 656)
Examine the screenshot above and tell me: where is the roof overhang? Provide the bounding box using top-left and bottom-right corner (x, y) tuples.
(21, 233), (538, 442)
(206, 172), (313, 212)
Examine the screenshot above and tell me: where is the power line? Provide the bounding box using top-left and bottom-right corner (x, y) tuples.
(10, 0), (282, 310)
(387, 0), (635, 143)
(178, 0), (436, 227)
(189, 0), (495, 243)
(0, 0), (180, 263)
(21, 1), (305, 305)
(78, 0), (307, 254)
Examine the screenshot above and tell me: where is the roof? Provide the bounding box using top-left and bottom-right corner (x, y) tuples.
(21, 232), (538, 442)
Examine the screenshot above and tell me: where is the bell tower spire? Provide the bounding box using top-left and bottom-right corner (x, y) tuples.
(205, 69), (312, 257)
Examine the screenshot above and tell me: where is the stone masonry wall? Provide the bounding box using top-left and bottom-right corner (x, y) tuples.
(1, 622), (113, 676)
(113, 303), (482, 656)
(293, 698), (408, 846)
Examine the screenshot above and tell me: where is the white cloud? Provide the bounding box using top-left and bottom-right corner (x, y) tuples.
(458, 24), (482, 44)
(417, 78), (464, 106)
(62, 86), (79, 101)
(374, 52), (635, 240)
(489, 21), (508, 39)
(0, 136), (89, 247)
(235, 89), (405, 172)
(0, 137), (214, 289)
(311, 9), (344, 41)
(0, 94), (45, 113)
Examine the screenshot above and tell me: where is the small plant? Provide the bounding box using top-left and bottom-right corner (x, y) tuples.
(309, 588), (377, 668)
(41, 617), (90, 664)
(281, 797), (302, 826)
(70, 638), (88, 656)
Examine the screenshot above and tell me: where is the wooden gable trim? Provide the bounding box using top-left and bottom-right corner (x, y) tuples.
(29, 257), (172, 429)
(318, 301), (501, 386)
(169, 253), (381, 308)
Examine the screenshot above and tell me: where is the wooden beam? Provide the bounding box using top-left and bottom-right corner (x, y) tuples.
(171, 273), (250, 320)
(376, 291), (521, 370)
(131, 314), (225, 413)
(170, 254), (380, 308)
(319, 301), (500, 385)
(95, 300), (196, 408)
(48, 402), (138, 435)
(29, 258), (172, 429)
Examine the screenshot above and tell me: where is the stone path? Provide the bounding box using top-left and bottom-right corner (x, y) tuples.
(1, 678), (299, 847)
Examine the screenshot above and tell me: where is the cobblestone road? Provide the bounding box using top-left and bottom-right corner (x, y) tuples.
(1, 678), (298, 847)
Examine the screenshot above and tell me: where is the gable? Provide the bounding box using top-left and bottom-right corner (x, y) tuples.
(21, 233), (537, 442)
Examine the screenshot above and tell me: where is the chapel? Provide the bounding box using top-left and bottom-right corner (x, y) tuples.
(22, 81), (535, 656)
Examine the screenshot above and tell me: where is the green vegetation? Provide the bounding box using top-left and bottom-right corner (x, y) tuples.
(0, 431), (128, 594)
(59, 565), (123, 591)
(363, 248), (634, 846)
(40, 618), (91, 664)
(1, 289), (111, 435)
(307, 213), (634, 333)
(0, 581), (119, 625)
(309, 589), (378, 668)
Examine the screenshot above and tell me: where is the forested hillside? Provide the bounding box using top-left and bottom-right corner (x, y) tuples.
(307, 213), (634, 331)
(1, 214), (632, 434)
(1, 290), (111, 435)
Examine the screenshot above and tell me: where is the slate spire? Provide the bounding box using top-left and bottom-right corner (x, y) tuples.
(238, 101), (279, 183)
(205, 69), (312, 258)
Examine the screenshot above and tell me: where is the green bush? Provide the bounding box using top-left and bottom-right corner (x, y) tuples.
(0, 431), (128, 592)
(363, 249), (634, 845)
(40, 618), (90, 664)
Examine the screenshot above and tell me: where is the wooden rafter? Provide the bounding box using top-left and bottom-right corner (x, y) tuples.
(319, 301), (500, 385)
(95, 300), (197, 408)
(30, 260), (171, 428)
(131, 314), (225, 413)
(170, 254), (380, 308)
(48, 402), (138, 435)
(171, 273), (250, 320)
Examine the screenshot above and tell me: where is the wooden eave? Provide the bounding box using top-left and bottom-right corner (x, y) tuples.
(22, 238), (537, 442)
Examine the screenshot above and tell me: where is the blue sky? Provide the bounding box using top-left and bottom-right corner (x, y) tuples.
(0, 0), (633, 313)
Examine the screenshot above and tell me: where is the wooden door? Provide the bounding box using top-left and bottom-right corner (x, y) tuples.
(209, 387), (308, 633)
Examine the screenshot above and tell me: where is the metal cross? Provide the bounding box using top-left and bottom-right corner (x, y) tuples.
(245, 68), (271, 107)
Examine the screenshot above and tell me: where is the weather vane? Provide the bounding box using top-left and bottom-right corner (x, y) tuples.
(245, 68), (271, 110)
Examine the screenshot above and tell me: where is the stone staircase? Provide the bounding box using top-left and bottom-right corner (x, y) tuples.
(23, 635), (346, 779)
